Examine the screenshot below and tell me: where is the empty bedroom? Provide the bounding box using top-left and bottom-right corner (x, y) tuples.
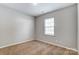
(0, 3), (78, 55)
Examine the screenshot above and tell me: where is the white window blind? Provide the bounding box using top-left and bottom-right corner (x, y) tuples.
(44, 17), (54, 36)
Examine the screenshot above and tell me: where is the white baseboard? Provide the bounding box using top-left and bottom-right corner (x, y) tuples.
(0, 38), (34, 48)
(37, 39), (78, 52)
(0, 38), (78, 53)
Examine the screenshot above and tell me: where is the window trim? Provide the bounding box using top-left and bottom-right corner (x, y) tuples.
(44, 17), (55, 36)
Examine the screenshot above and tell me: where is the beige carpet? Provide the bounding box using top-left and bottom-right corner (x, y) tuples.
(0, 40), (78, 55)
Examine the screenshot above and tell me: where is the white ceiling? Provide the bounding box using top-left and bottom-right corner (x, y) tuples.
(1, 3), (74, 16)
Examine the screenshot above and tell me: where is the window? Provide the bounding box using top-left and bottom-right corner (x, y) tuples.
(44, 17), (54, 36)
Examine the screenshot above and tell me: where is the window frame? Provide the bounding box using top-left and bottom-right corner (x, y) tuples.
(44, 17), (55, 36)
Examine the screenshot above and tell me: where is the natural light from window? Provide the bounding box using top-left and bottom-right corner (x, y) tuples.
(44, 17), (54, 36)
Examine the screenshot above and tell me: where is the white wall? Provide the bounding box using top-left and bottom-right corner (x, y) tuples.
(78, 4), (79, 51)
(0, 4), (77, 50)
(35, 4), (77, 50)
(0, 5), (34, 48)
